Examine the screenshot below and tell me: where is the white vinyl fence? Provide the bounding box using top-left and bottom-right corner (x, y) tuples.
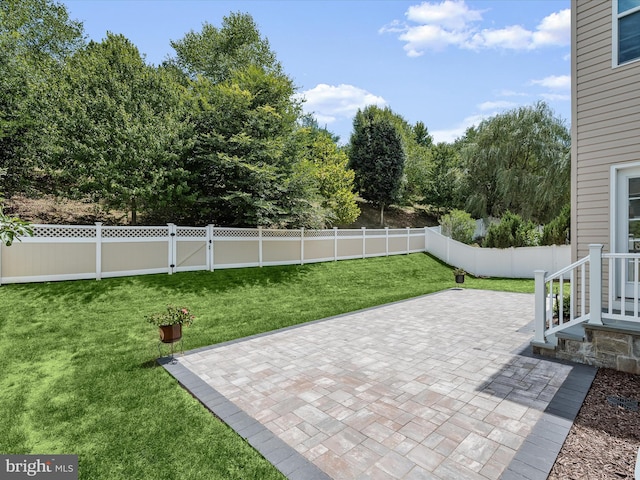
(0, 224), (571, 285)
(0, 224), (427, 285)
(425, 227), (571, 278)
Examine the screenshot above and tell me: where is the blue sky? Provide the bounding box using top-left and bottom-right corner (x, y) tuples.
(64, 0), (571, 144)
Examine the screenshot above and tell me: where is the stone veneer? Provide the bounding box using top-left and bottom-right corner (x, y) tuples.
(543, 324), (640, 374)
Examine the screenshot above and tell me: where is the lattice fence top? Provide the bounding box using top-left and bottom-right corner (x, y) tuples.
(388, 229), (410, 235)
(212, 228), (259, 238)
(177, 227), (207, 238)
(304, 230), (335, 238)
(32, 225), (96, 238)
(262, 229), (301, 238)
(337, 229), (365, 236)
(365, 229), (387, 236)
(102, 227), (169, 238)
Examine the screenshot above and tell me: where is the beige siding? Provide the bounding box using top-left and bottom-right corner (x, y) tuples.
(573, 0), (640, 262)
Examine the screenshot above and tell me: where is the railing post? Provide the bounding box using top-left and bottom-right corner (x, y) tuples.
(534, 270), (548, 344)
(589, 244), (603, 325)
(95, 222), (102, 281)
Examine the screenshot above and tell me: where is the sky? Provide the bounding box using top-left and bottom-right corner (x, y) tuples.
(63, 0), (571, 144)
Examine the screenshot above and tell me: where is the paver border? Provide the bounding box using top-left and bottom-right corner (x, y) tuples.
(500, 347), (597, 480)
(159, 290), (598, 480)
(159, 356), (331, 480)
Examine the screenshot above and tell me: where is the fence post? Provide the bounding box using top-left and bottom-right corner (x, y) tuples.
(385, 227), (389, 256)
(95, 222), (102, 281)
(589, 243), (603, 325)
(168, 223), (176, 274)
(258, 226), (263, 267)
(300, 227), (305, 265)
(534, 270), (547, 344)
(0, 237), (3, 286)
(208, 225), (214, 271)
(334, 227), (338, 261)
(424, 226), (428, 253)
(362, 227), (366, 259)
(406, 227), (410, 254)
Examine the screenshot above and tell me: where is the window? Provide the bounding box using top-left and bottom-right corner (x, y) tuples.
(614, 0), (640, 66)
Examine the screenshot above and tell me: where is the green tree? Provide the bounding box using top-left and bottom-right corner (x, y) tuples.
(422, 142), (464, 216)
(0, 0), (83, 195)
(171, 13), (335, 227)
(440, 209), (475, 244)
(541, 204), (570, 245)
(170, 12), (281, 83)
(349, 106), (406, 226)
(54, 33), (191, 224)
(483, 211), (540, 248)
(460, 102), (570, 223)
(291, 127), (360, 226)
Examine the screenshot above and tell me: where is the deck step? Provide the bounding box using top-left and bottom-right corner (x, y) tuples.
(556, 324), (585, 342)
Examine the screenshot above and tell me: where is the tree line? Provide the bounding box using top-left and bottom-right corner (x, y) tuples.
(1, 0), (570, 233)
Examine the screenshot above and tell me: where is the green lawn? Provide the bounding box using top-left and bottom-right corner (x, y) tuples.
(0, 253), (533, 479)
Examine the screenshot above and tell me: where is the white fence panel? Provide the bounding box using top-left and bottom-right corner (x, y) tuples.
(425, 228), (571, 279)
(0, 223), (571, 284)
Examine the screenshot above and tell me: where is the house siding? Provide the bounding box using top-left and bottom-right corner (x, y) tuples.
(573, 0), (640, 262)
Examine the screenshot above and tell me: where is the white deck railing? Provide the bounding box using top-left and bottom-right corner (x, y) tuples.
(534, 244), (640, 346)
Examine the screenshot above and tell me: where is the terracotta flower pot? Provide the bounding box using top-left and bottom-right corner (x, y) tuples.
(158, 324), (182, 344)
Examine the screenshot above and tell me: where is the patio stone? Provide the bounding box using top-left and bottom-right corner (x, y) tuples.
(163, 289), (596, 479)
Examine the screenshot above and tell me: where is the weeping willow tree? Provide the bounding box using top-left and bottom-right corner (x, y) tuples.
(460, 102), (570, 223)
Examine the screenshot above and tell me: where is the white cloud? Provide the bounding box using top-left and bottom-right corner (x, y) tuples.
(530, 74), (571, 90)
(296, 84), (387, 124)
(532, 9), (571, 48)
(382, 1), (570, 55)
(540, 93), (571, 102)
(405, 0), (482, 30)
(431, 113), (487, 143)
(497, 89), (530, 98)
(477, 100), (518, 111)
(467, 25), (533, 50)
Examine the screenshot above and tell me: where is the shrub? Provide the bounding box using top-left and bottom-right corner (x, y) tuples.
(483, 211), (540, 248)
(541, 204), (570, 245)
(440, 209), (476, 244)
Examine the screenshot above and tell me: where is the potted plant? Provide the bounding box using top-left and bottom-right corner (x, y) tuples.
(146, 305), (195, 344)
(453, 268), (466, 284)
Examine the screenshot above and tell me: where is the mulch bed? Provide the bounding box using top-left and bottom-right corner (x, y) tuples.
(549, 368), (640, 479)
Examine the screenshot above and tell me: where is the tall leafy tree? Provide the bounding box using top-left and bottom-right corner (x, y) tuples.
(290, 126), (360, 226)
(54, 33), (191, 223)
(421, 142), (464, 216)
(170, 12), (281, 83)
(349, 106), (406, 226)
(171, 13), (323, 227)
(460, 102), (570, 223)
(0, 0), (83, 195)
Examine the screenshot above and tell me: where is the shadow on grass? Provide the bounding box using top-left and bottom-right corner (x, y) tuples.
(11, 262), (316, 303)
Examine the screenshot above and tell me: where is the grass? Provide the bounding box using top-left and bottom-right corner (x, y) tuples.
(0, 253), (533, 479)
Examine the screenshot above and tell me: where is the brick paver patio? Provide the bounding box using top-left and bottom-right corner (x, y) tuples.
(163, 289), (594, 479)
